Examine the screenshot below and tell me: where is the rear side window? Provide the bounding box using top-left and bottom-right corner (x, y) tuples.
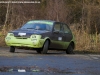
(63, 24), (71, 33)
(54, 23), (60, 31)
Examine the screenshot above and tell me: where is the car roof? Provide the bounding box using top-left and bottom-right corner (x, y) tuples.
(28, 20), (57, 23)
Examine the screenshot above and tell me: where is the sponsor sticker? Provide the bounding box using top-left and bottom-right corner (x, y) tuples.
(18, 69), (26, 72)
(27, 21), (53, 25)
(18, 33), (26, 36)
(0, 1), (41, 3)
(58, 37), (62, 40)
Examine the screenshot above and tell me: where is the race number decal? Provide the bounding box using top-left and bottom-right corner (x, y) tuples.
(58, 37), (62, 41)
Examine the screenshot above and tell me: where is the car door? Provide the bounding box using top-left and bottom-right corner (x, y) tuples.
(50, 22), (65, 49)
(62, 23), (73, 42)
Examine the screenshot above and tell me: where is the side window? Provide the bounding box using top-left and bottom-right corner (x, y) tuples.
(63, 24), (71, 33)
(54, 23), (60, 31)
(53, 23), (63, 33)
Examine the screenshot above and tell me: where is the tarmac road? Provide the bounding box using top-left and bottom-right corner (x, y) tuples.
(0, 47), (100, 75)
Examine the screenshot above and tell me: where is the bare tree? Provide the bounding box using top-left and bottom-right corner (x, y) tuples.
(3, 3), (10, 34)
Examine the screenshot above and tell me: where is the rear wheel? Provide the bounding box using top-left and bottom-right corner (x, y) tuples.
(41, 40), (49, 54)
(66, 44), (74, 54)
(10, 46), (15, 53)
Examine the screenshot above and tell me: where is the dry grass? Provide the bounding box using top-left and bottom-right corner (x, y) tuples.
(0, 31), (6, 47)
(0, 36), (6, 47)
(70, 24), (100, 54)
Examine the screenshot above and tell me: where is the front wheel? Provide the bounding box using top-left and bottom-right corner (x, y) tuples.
(66, 44), (74, 54)
(10, 46), (15, 53)
(41, 40), (49, 54)
(36, 48), (42, 54)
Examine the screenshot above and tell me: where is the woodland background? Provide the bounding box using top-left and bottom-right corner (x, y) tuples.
(0, 0), (100, 53)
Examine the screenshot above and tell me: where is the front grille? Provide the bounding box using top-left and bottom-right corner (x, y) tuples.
(14, 35), (30, 38)
(16, 37), (28, 39)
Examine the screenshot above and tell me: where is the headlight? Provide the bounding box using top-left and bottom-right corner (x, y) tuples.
(31, 39), (37, 42)
(9, 33), (14, 36)
(31, 35), (36, 38)
(31, 35), (41, 38)
(6, 37), (11, 40)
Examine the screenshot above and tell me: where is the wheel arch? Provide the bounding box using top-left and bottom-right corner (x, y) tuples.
(44, 37), (51, 45)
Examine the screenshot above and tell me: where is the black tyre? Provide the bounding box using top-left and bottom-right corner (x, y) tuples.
(10, 46), (15, 53)
(36, 48), (42, 54)
(66, 44), (74, 54)
(41, 40), (49, 54)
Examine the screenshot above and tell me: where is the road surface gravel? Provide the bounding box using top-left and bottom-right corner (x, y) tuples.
(0, 47), (100, 75)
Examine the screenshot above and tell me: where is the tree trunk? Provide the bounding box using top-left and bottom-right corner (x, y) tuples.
(3, 3), (10, 34)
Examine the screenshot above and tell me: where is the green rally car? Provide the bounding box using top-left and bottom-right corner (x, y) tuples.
(5, 20), (75, 54)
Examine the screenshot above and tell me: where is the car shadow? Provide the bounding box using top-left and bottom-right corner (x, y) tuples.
(15, 49), (66, 55)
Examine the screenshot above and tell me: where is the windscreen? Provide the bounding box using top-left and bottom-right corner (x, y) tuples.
(21, 21), (53, 31)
